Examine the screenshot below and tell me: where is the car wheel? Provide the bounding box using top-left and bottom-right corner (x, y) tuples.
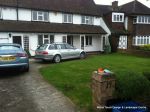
(80, 52), (86, 59)
(53, 55), (61, 63)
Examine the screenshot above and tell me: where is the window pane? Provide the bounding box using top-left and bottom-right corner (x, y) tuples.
(63, 14), (67, 22)
(60, 44), (66, 49)
(89, 36), (92, 45)
(68, 14), (72, 22)
(33, 11), (37, 20)
(44, 12), (48, 21)
(148, 17), (150, 23)
(81, 16), (85, 24)
(38, 35), (43, 45)
(86, 37), (88, 45)
(49, 44), (56, 50)
(114, 15), (117, 21)
(62, 36), (66, 43)
(38, 11), (43, 15)
(38, 15), (43, 20)
(44, 40), (49, 44)
(50, 35), (54, 43)
(120, 15), (122, 21)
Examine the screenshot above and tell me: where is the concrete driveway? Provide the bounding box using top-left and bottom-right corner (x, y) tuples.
(0, 60), (76, 112)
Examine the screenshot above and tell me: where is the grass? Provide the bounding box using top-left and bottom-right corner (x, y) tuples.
(40, 53), (150, 111)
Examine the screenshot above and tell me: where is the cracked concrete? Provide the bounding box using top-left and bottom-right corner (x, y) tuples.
(0, 60), (76, 112)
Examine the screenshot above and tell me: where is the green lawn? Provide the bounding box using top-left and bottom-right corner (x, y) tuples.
(40, 53), (150, 111)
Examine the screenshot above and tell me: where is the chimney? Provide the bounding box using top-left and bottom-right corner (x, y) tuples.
(112, 1), (118, 11)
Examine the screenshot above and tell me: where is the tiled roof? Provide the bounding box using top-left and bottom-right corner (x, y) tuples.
(0, 0), (100, 16)
(0, 20), (106, 34)
(96, 5), (112, 15)
(120, 0), (150, 15)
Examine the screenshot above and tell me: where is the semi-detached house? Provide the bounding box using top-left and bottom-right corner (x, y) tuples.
(97, 0), (150, 52)
(0, 0), (109, 56)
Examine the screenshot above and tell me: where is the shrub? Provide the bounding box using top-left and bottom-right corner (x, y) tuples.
(139, 44), (150, 51)
(115, 71), (150, 100)
(143, 71), (150, 81)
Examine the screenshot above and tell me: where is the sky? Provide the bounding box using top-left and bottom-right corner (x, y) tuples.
(94, 0), (150, 8)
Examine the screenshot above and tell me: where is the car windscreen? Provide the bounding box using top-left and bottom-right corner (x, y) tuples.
(0, 45), (21, 51)
(37, 45), (48, 50)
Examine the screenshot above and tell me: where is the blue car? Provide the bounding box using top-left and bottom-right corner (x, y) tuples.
(0, 43), (29, 72)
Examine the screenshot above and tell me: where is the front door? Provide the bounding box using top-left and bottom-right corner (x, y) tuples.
(13, 36), (22, 45)
(67, 35), (73, 45)
(80, 35), (85, 50)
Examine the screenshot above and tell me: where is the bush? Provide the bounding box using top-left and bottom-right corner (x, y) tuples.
(143, 71), (150, 81)
(115, 71), (150, 100)
(139, 44), (150, 51)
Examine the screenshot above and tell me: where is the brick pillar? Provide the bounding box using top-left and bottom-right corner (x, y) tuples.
(92, 71), (116, 111)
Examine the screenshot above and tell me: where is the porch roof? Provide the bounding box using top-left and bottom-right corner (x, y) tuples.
(0, 20), (106, 34)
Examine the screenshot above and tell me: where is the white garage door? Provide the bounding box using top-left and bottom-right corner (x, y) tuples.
(0, 38), (9, 43)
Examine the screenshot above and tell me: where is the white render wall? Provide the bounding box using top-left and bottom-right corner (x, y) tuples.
(0, 33), (10, 43)
(84, 35), (103, 52)
(49, 12), (63, 23)
(73, 14), (81, 24)
(73, 35), (80, 49)
(94, 17), (101, 26)
(18, 9), (31, 21)
(2, 7), (17, 20)
(1, 7), (102, 26)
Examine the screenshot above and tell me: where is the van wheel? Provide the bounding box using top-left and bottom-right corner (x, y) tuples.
(80, 52), (86, 59)
(53, 55), (61, 63)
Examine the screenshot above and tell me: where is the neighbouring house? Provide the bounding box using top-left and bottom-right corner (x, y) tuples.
(97, 0), (150, 52)
(0, 0), (109, 56)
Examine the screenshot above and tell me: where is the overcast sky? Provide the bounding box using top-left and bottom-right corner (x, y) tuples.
(94, 0), (150, 8)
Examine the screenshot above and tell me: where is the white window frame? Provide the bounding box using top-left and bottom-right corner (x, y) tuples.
(85, 36), (92, 46)
(0, 8), (2, 19)
(118, 36), (127, 49)
(112, 12), (124, 22)
(136, 16), (150, 24)
(133, 36), (150, 46)
(32, 11), (49, 22)
(38, 34), (54, 45)
(81, 16), (93, 25)
(62, 36), (67, 43)
(63, 13), (73, 23)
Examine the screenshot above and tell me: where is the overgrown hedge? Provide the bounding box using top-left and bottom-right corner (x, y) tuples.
(139, 44), (150, 51)
(115, 71), (150, 100)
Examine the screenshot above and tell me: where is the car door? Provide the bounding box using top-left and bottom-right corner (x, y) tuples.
(56, 44), (69, 59)
(65, 44), (80, 58)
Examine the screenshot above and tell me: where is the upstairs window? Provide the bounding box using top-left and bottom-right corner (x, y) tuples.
(112, 12), (124, 22)
(136, 16), (150, 24)
(63, 14), (73, 23)
(81, 16), (93, 25)
(32, 11), (49, 22)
